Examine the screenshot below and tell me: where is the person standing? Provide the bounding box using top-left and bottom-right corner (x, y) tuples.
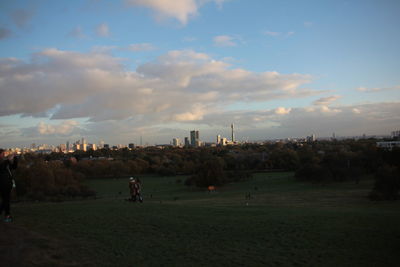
(129, 177), (137, 201)
(0, 149), (18, 222)
(136, 178), (143, 203)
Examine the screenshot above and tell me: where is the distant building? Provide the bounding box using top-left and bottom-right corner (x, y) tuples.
(307, 134), (316, 142)
(59, 143), (66, 153)
(377, 141), (400, 150)
(184, 137), (190, 147)
(195, 140), (203, 147)
(103, 144), (110, 149)
(392, 130), (400, 138)
(217, 135), (221, 145)
(190, 130), (199, 147)
(173, 138), (180, 147)
(89, 144), (97, 151)
(221, 137), (227, 146)
(128, 143), (135, 149)
(99, 141), (105, 149)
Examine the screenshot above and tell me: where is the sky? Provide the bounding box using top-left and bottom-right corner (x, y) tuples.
(0, 0), (399, 147)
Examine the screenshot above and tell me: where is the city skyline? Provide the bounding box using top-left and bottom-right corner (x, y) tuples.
(1, 0), (399, 148)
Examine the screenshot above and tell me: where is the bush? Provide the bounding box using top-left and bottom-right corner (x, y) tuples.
(14, 159), (96, 201)
(369, 165), (399, 200)
(189, 158), (226, 187)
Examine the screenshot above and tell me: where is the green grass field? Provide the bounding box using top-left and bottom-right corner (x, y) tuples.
(8, 173), (400, 266)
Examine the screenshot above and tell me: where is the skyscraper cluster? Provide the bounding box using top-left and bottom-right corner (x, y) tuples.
(172, 124), (238, 148)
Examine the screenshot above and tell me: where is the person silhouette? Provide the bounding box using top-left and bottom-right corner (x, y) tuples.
(0, 149), (18, 222)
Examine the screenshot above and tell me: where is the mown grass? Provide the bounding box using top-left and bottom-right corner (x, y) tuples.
(12, 173), (400, 266)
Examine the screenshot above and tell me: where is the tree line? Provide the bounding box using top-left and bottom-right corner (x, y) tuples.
(12, 139), (400, 201)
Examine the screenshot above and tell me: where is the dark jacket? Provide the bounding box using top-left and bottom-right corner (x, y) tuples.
(0, 157), (18, 187)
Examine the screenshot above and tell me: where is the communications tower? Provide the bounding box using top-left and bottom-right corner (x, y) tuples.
(231, 123), (235, 143)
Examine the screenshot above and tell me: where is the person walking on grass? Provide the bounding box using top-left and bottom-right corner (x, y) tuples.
(0, 149), (18, 223)
(128, 177), (143, 203)
(135, 178), (143, 203)
(129, 177), (137, 201)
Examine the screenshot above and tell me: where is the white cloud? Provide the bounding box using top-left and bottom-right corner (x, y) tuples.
(304, 21), (313, 27)
(264, 31), (295, 38)
(126, 0), (198, 24)
(357, 85), (400, 93)
(68, 26), (86, 39)
(173, 104), (206, 121)
(91, 46), (118, 53)
(313, 95), (341, 106)
(37, 120), (79, 135)
(127, 43), (156, 51)
(264, 31), (280, 36)
(96, 23), (110, 37)
(274, 107), (291, 115)
(213, 35), (237, 47)
(182, 36), (197, 42)
(126, 0), (227, 24)
(10, 101), (399, 145)
(0, 48), (313, 126)
(195, 102), (400, 139)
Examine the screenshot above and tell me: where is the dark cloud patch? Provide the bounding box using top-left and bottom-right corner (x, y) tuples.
(0, 27), (12, 40)
(11, 8), (34, 29)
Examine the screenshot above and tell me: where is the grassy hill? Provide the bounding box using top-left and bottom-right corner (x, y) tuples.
(6, 173), (400, 266)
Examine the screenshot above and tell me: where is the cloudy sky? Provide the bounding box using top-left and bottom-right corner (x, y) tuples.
(0, 0), (399, 147)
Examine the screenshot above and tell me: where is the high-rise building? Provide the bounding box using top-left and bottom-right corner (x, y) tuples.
(89, 144), (97, 151)
(217, 135), (221, 145)
(173, 138), (180, 147)
(184, 137), (190, 147)
(190, 130), (199, 147)
(221, 137), (227, 146)
(307, 134), (316, 142)
(60, 144), (66, 152)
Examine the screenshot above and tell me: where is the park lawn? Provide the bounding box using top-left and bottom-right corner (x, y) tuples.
(10, 173), (400, 266)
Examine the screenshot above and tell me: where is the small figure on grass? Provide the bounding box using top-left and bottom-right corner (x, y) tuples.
(128, 177), (143, 203)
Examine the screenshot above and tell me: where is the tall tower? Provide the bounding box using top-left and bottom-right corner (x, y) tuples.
(190, 130), (200, 147)
(231, 123), (235, 143)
